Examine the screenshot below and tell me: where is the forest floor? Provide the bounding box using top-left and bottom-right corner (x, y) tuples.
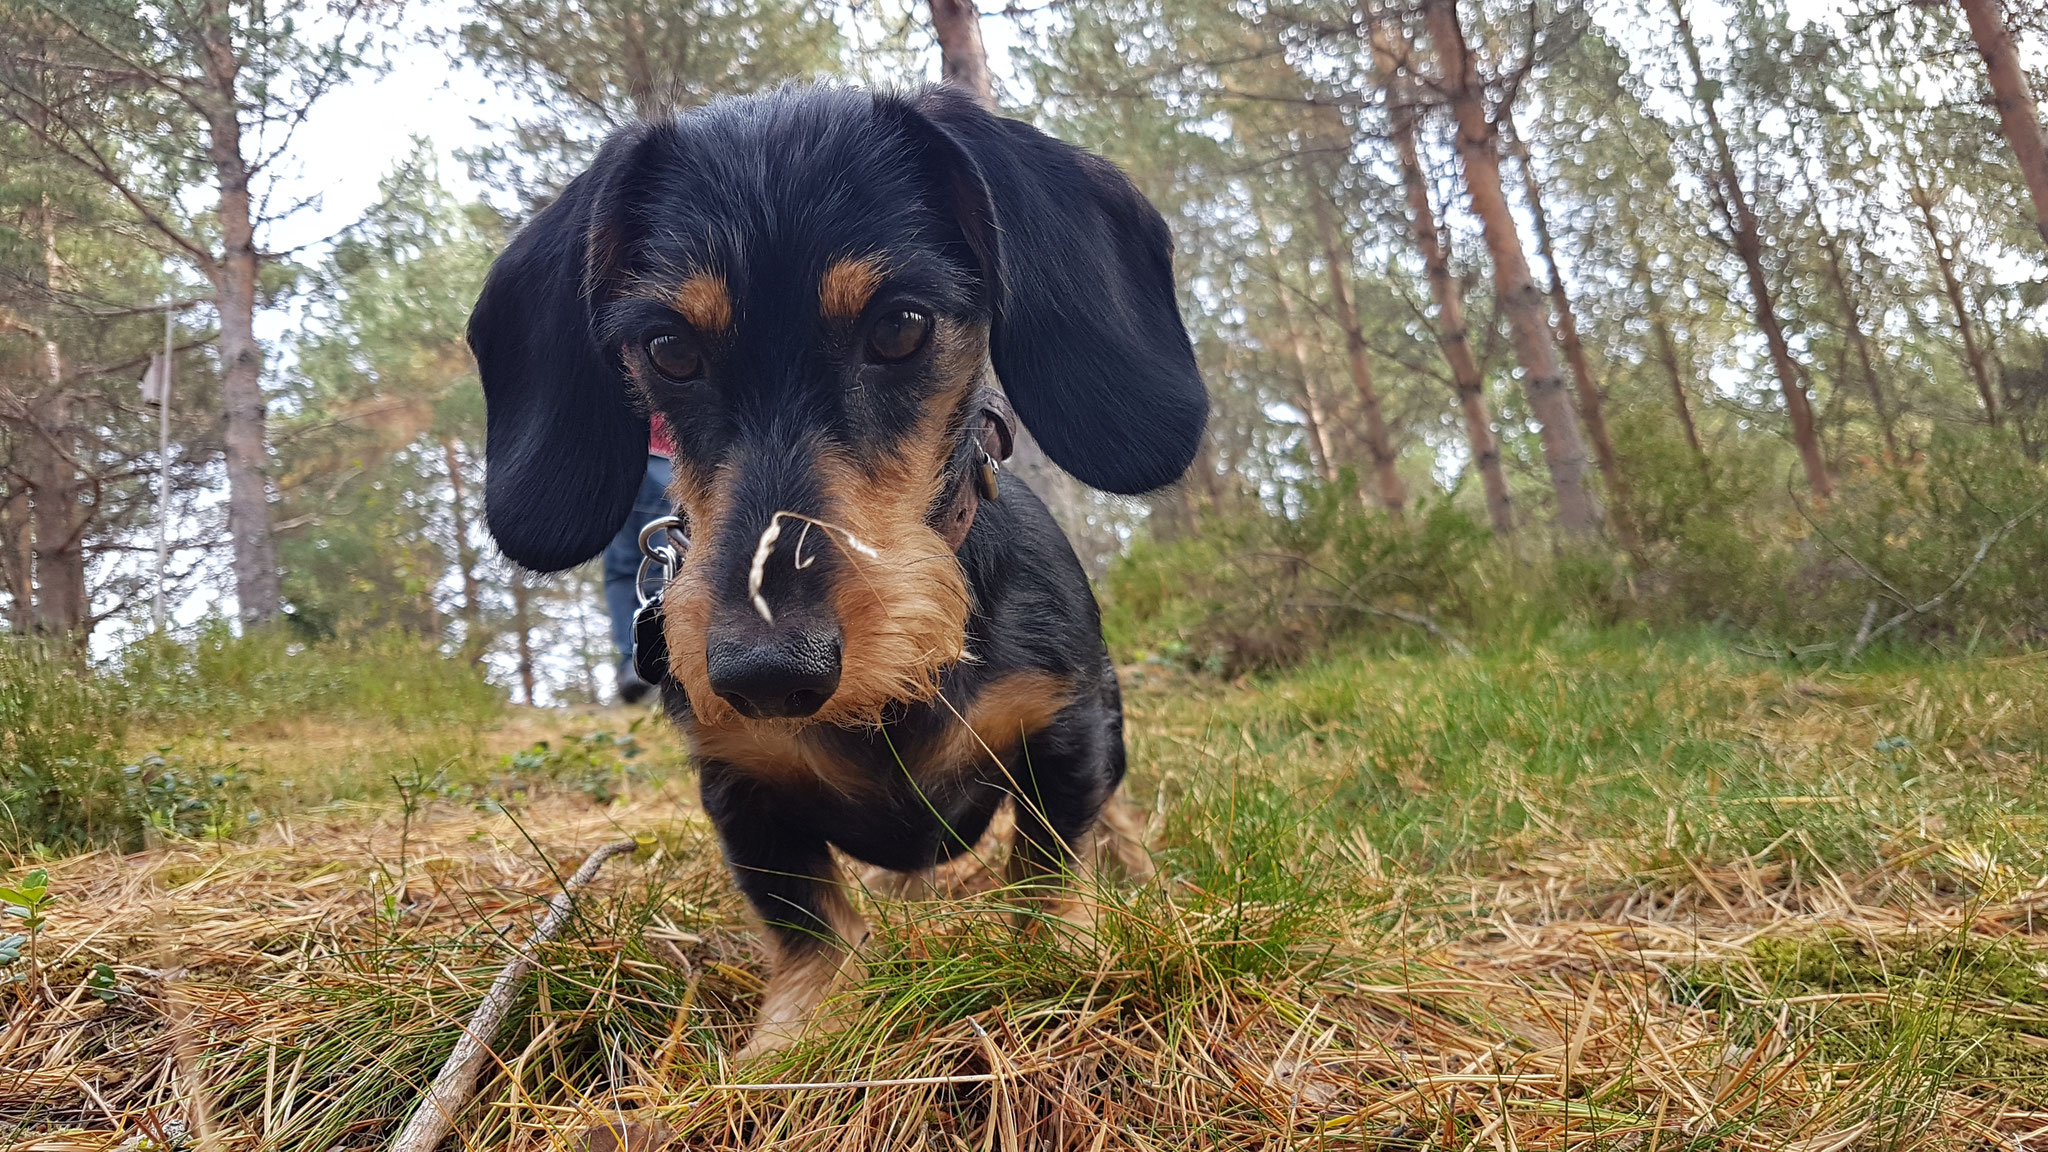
(7, 633), (2048, 1151)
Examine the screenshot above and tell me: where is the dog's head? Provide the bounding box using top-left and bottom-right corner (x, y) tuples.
(471, 85), (1205, 728)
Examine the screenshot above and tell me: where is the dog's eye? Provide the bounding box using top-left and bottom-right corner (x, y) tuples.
(645, 335), (704, 382)
(866, 309), (932, 363)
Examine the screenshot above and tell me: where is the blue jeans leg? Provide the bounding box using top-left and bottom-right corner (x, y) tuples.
(602, 455), (675, 664)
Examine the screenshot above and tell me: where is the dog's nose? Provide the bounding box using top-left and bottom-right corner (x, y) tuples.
(705, 628), (842, 719)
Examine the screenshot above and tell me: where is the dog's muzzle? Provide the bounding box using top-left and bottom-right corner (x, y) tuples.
(705, 626), (843, 719)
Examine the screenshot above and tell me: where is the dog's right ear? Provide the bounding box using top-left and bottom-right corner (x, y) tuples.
(471, 129), (653, 573)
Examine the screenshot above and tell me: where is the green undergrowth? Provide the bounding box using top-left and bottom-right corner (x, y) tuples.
(1, 624), (505, 852)
(1678, 931), (2048, 1098)
(1126, 630), (2048, 883)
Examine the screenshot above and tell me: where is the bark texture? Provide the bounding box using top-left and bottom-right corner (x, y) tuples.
(1311, 192), (1407, 515)
(1505, 119), (1628, 534)
(1368, 11), (1513, 536)
(199, 12), (281, 622)
(1670, 0), (1832, 498)
(928, 0), (993, 107)
(1427, 0), (1602, 535)
(1961, 0), (2048, 250)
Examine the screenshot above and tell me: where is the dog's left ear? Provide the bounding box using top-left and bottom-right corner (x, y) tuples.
(897, 88), (1207, 496)
(470, 129), (654, 572)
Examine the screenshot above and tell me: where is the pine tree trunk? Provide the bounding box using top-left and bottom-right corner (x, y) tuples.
(1368, 11), (1513, 536)
(1504, 118), (1628, 530)
(443, 438), (485, 659)
(928, 0), (993, 107)
(27, 202), (85, 635)
(1906, 159), (2000, 424)
(1427, 0), (1602, 536)
(1809, 203), (1899, 461)
(0, 481), (30, 634)
(24, 393), (85, 636)
(513, 573), (537, 705)
(1629, 235), (1708, 471)
(199, 19), (282, 623)
(1670, 0), (1832, 499)
(1311, 191), (1407, 515)
(1269, 274), (1340, 484)
(1961, 0), (2048, 250)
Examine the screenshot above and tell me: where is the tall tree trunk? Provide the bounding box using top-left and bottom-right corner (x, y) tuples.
(1670, 0), (1832, 498)
(1502, 117), (1628, 531)
(512, 572), (537, 705)
(24, 394), (85, 636)
(1310, 190), (1407, 515)
(27, 200), (85, 635)
(1961, 0), (2048, 250)
(928, 0), (993, 106)
(0, 481), (29, 635)
(1427, 0), (1603, 536)
(199, 20), (281, 623)
(1628, 234), (1708, 471)
(1905, 157), (2000, 424)
(1368, 11), (1513, 536)
(443, 437), (484, 659)
(1806, 192), (1899, 461)
(1270, 282), (1340, 484)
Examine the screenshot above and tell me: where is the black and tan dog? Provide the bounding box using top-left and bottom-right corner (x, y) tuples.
(469, 85), (1206, 1056)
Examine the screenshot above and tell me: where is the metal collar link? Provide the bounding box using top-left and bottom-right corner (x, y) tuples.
(635, 515), (689, 607)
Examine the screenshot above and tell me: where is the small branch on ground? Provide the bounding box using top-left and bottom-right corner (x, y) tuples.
(390, 839), (639, 1152)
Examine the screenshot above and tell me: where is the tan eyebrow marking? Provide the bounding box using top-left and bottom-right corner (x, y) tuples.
(819, 256), (886, 320)
(675, 273), (732, 332)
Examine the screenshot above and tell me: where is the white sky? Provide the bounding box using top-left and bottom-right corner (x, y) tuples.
(266, 0), (1027, 255)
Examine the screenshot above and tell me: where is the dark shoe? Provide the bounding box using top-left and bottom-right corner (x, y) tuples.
(617, 660), (655, 705)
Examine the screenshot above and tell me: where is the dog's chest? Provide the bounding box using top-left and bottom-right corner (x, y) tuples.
(681, 670), (1073, 864)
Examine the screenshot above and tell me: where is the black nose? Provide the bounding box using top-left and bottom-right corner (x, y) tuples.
(705, 628), (842, 719)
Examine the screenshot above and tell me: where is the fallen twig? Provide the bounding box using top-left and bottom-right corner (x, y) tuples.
(390, 839), (640, 1152)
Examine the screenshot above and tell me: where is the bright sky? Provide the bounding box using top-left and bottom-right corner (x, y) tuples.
(266, 0), (1022, 255)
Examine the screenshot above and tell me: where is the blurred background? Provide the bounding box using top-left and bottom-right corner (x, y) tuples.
(0, 0), (2043, 703)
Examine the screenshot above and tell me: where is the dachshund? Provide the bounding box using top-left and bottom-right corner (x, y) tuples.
(468, 84), (1207, 1057)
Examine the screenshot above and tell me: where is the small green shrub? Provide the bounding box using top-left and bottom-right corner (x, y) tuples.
(1103, 482), (1489, 675)
(0, 642), (133, 850)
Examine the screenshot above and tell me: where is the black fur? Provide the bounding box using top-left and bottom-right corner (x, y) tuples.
(471, 85), (1202, 1035)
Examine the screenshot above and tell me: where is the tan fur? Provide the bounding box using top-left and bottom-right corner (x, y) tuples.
(673, 272), (733, 332)
(922, 671), (1072, 781)
(738, 870), (869, 1061)
(818, 255), (886, 319)
(663, 327), (984, 737)
(687, 720), (868, 796)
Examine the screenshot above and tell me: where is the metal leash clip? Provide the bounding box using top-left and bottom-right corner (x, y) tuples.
(635, 515), (689, 607)
(631, 515), (689, 687)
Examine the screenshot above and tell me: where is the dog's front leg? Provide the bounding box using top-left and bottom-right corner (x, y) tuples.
(1004, 732), (1115, 930)
(704, 777), (871, 1061)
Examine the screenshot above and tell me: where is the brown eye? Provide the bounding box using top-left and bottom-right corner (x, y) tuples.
(645, 334), (703, 382)
(866, 309), (932, 363)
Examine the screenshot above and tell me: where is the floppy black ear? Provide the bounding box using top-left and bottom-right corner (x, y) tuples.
(902, 88), (1207, 496)
(471, 133), (651, 572)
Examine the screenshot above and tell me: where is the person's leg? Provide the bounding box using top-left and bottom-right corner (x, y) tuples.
(603, 455), (675, 701)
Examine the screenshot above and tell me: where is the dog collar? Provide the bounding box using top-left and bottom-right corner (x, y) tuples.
(936, 394), (1014, 552)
